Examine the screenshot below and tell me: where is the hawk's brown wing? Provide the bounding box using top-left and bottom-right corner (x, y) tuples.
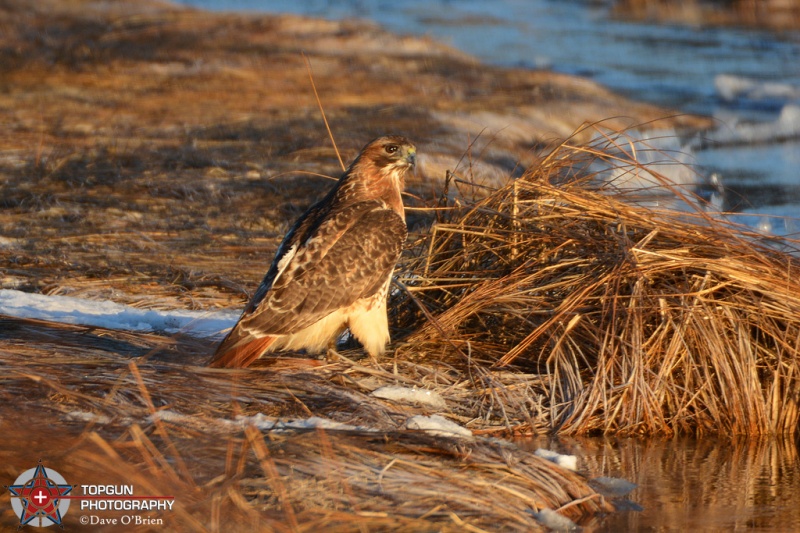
(211, 201), (406, 364)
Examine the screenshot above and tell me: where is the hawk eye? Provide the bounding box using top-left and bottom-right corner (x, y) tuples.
(385, 145), (398, 155)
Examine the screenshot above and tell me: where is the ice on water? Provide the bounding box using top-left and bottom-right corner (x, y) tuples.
(534, 448), (578, 471)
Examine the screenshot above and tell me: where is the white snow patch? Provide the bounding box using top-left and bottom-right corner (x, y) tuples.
(66, 411), (112, 424)
(149, 409), (200, 424)
(0, 288), (238, 337)
(405, 415), (473, 439)
(715, 74), (800, 103)
(232, 412), (276, 430)
(707, 103), (800, 145)
(534, 448), (578, 471)
(148, 410), (377, 433)
(234, 413), (376, 433)
(371, 386), (447, 409)
(531, 508), (578, 532)
(596, 128), (699, 193)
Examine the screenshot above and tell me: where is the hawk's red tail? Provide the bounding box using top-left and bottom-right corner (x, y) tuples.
(208, 335), (276, 368)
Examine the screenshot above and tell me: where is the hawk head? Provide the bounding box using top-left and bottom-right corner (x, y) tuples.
(364, 135), (416, 172)
(349, 135), (416, 186)
(339, 136), (415, 215)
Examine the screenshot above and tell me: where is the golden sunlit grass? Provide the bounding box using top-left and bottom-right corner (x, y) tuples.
(392, 130), (800, 437)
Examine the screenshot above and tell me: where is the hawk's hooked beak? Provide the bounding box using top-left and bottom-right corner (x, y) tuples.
(404, 147), (417, 169)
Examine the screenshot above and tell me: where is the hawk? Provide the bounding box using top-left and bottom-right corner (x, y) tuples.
(209, 135), (415, 368)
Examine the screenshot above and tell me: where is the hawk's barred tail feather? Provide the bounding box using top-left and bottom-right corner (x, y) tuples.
(209, 335), (276, 368)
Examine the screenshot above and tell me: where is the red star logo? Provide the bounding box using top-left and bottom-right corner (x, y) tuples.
(8, 463), (73, 527)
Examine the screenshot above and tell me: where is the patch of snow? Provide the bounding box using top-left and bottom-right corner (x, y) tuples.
(0, 288), (238, 337)
(233, 412), (276, 430)
(715, 74), (800, 104)
(405, 414), (473, 439)
(149, 409), (199, 424)
(596, 128), (699, 193)
(707, 74), (800, 145)
(147, 409), (241, 432)
(531, 508), (578, 532)
(371, 386), (447, 409)
(707, 104), (800, 146)
(149, 410), (377, 433)
(66, 411), (112, 424)
(234, 413), (376, 433)
(534, 448), (578, 471)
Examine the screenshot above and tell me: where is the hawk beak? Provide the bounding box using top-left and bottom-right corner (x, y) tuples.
(405, 148), (417, 169)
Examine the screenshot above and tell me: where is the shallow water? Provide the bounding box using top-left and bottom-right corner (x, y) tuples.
(519, 435), (800, 532)
(181, 0), (800, 236)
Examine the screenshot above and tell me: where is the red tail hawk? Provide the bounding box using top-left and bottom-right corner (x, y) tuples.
(209, 136), (415, 368)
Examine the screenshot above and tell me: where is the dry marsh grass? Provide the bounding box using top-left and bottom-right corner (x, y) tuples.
(393, 132), (800, 437)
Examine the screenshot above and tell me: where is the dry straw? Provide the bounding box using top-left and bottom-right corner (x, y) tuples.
(393, 128), (800, 437)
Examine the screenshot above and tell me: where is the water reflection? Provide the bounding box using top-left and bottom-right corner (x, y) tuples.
(519, 435), (800, 531)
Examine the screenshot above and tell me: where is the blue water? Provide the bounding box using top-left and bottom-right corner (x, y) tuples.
(178, 0), (800, 233)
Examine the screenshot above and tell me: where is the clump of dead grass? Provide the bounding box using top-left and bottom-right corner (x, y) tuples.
(393, 134), (800, 437)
